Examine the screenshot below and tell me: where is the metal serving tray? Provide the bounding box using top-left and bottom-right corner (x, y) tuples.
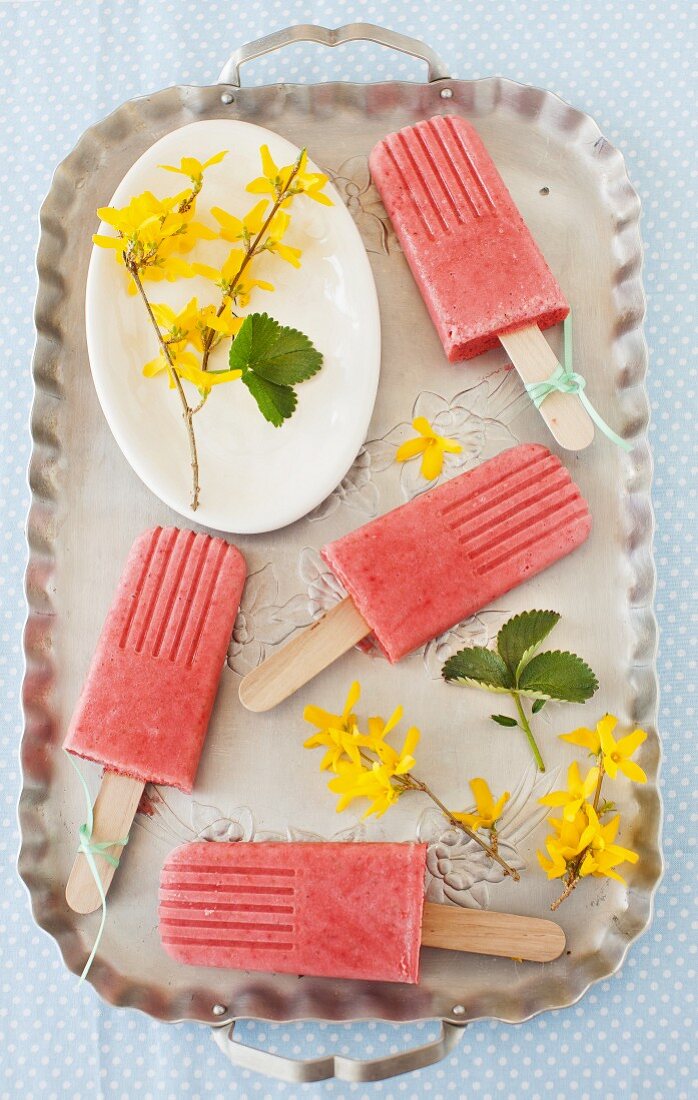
(20, 24), (661, 1083)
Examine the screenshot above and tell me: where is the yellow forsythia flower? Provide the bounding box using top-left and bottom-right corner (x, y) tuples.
(304, 680), (361, 739)
(212, 199), (271, 243)
(362, 708), (404, 750)
(247, 145), (332, 206)
(143, 346), (241, 393)
(451, 778), (510, 832)
(143, 297), (238, 367)
(537, 806), (596, 879)
(212, 201), (301, 268)
(191, 247), (274, 307)
(537, 801), (638, 885)
(164, 203), (218, 255)
(303, 683), (420, 818)
(537, 840), (569, 881)
(141, 298), (244, 391)
(96, 191), (178, 241)
(371, 723), (420, 777)
(94, 189), (213, 292)
(395, 417), (462, 481)
(577, 806), (639, 883)
(539, 760), (600, 822)
(328, 760), (402, 818)
(575, 809), (641, 884)
(546, 806), (599, 860)
(303, 681), (363, 771)
(150, 298), (202, 344)
(560, 714), (647, 783)
(159, 150), (228, 186)
(196, 302), (244, 344)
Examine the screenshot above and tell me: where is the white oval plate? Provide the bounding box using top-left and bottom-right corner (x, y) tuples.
(85, 120), (381, 533)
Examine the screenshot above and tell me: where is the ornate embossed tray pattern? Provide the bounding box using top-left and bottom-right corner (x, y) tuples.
(20, 26), (660, 1054)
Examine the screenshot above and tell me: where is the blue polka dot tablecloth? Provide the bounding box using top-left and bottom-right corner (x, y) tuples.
(2, 0), (695, 1096)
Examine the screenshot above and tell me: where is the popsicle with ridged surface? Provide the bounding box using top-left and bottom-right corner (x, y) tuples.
(158, 841), (566, 981)
(369, 115), (594, 449)
(238, 444), (591, 711)
(65, 526), (246, 914)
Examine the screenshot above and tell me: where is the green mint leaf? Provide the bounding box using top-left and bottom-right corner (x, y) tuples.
(516, 650), (599, 703)
(496, 610), (561, 678)
(229, 312), (322, 385)
(532, 698), (547, 714)
(442, 647), (513, 691)
(241, 371), (297, 428)
(490, 714), (518, 728)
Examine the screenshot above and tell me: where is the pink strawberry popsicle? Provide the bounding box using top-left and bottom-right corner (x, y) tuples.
(65, 526), (246, 791)
(238, 444), (591, 710)
(159, 841), (427, 983)
(158, 841), (566, 980)
(64, 526), (246, 915)
(323, 443), (590, 663)
(369, 116), (595, 450)
(369, 114), (568, 362)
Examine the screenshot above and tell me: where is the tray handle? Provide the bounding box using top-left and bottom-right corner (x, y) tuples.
(217, 22), (451, 88)
(211, 1018), (465, 1083)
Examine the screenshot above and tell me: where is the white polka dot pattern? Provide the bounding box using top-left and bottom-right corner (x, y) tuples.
(3, 1), (696, 1096)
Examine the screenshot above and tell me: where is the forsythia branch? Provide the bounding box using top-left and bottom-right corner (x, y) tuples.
(303, 681), (520, 882)
(126, 260), (202, 510)
(199, 156), (304, 373)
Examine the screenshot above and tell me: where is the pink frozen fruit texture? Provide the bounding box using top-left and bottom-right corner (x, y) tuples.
(159, 841), (427, 983)
(322, 444), (590, 663)
(64, 526), (246, 792)
(369, 114), (569, 361)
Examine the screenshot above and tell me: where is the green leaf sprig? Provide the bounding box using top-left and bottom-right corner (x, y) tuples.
(230, 312), (323, 427)
(442, 610), (598, 772)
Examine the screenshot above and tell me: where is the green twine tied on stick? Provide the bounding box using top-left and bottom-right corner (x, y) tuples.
(65, 751), (130, 983)
(524, 312), (632, 452)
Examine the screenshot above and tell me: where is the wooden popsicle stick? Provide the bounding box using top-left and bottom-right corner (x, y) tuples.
(65, 771), (145, 914)
(420, 900), (565, 962)
(499, 324), (594, 451)
(239, 596), (370, 713)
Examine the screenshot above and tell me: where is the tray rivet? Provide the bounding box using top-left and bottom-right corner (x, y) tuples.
(212, 1004), (227, 1016)
(221, 92), (235, 105)
(452, 1004), (465, 1016)
(440, 88), (453, 99)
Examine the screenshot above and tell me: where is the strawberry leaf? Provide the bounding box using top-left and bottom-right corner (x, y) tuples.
(490, 713), (518, 728)
(496, 610), (561, 679)
(442, 647), (513, 691)
(240, 372), (296, 427)
(516, 651), (599, 702)
(229, 313), (322, 385)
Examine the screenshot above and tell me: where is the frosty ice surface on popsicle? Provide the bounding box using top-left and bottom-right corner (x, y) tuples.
(158, 841), (566, 981)
(65, 526), (246, 789)
(369, 115), (594, 449)
(238, 444), (591, 710)
(323, 443), (591, 662)
(65, 526), (246, 914)
(370, 114), (568, 361)
(160, 841), (426, 983)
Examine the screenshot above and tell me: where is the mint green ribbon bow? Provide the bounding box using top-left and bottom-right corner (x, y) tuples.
(65, 751), (130, 983)
(524, 313), (632, 451)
